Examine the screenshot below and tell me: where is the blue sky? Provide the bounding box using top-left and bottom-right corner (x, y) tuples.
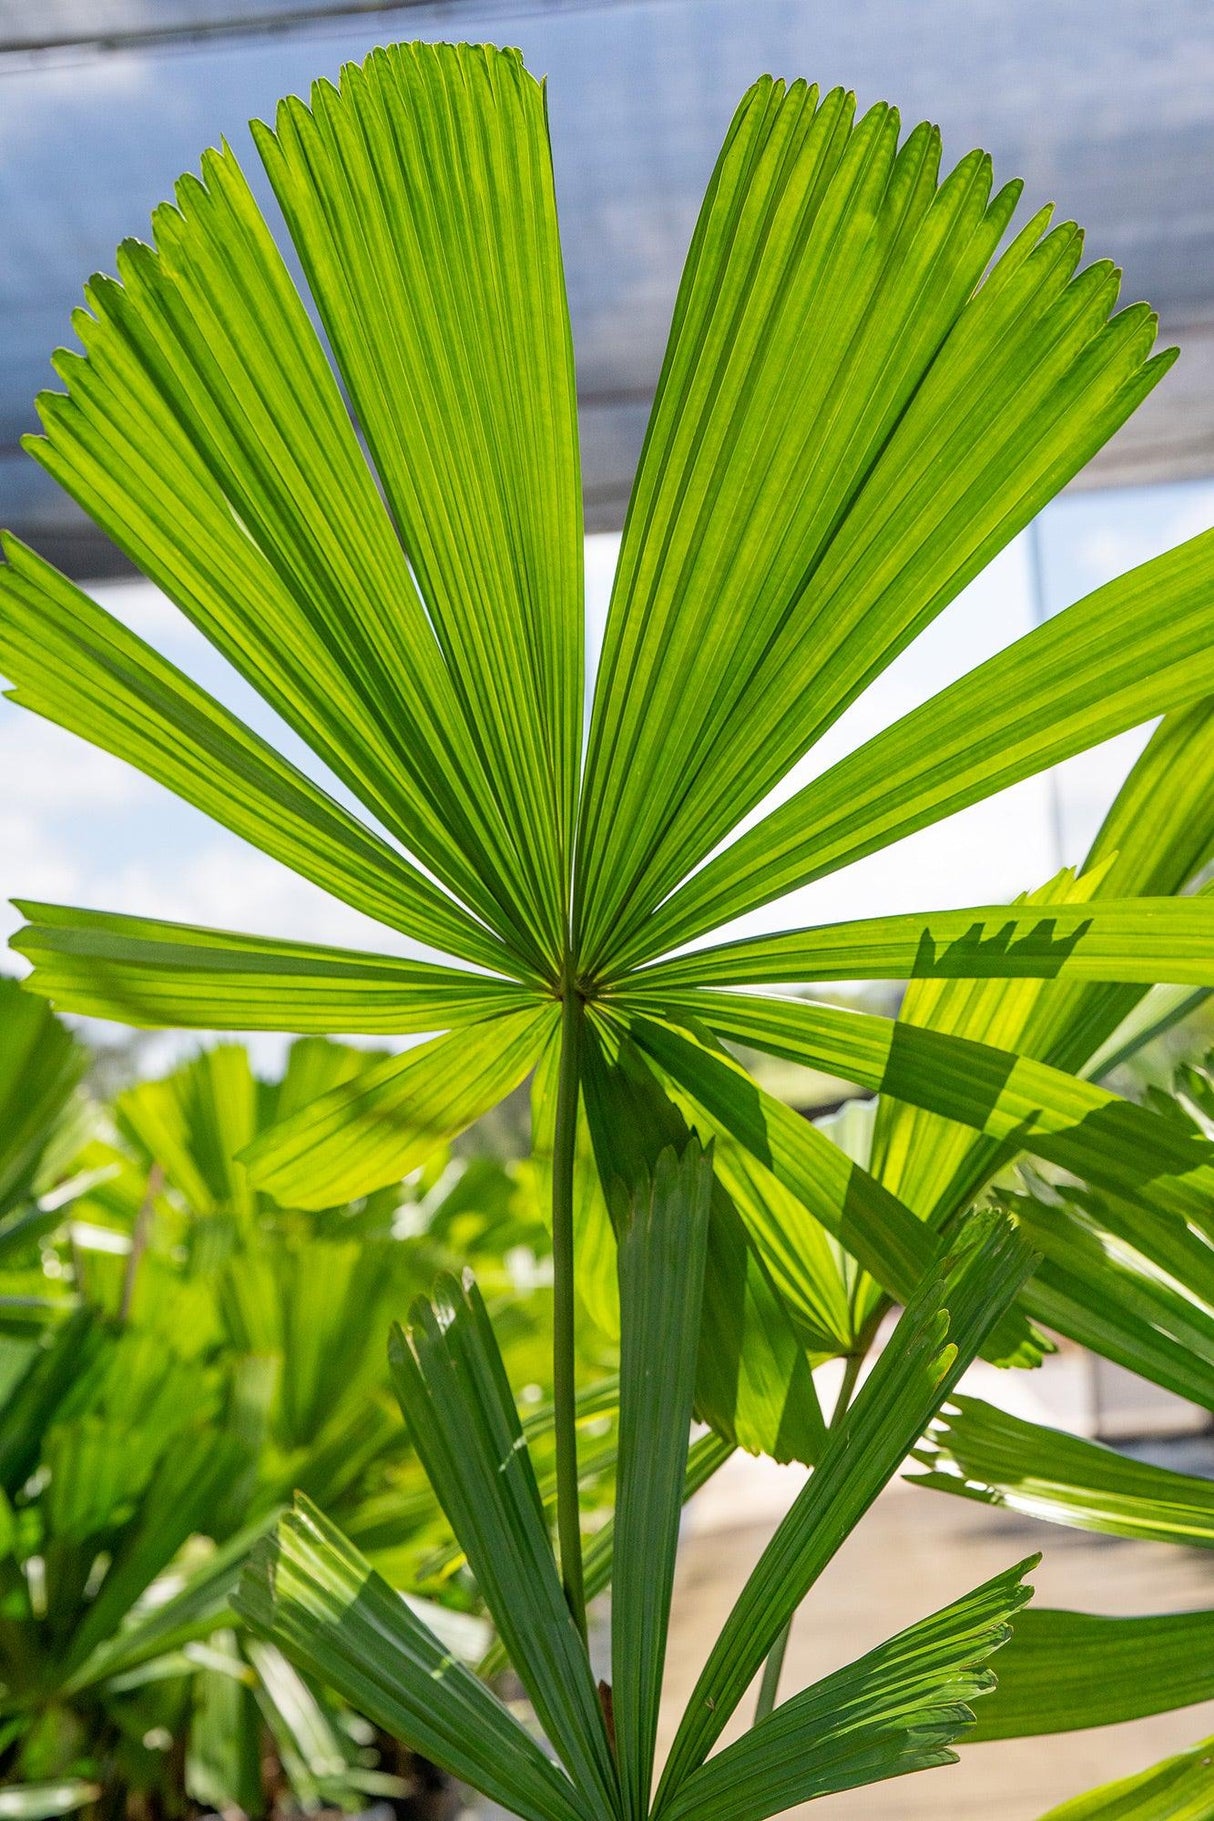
(5, 477), (1212, 1069)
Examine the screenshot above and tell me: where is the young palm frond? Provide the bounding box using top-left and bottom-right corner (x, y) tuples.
(6, 40), (1214, 1817)
(8, 38), (1214, 1448)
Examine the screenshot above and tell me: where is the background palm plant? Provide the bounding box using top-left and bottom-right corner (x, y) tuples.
(7, 34), (1214, 1818)
(0, 978), (91, 1289)
(0, 1012), (612, 1814)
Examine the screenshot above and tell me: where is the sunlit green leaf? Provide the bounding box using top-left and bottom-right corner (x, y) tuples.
(623, 895), (1214, 993)
(388, 1274), (618, 1817)
(1038, 1737), (1214, 1819)
(14, 902), (539, 1033)
(242, 1006), (554, 1207)
(971, 1606), (1214, 1740)
(625, 544), (1214, 969)
(655, 1210), (1035, 1800)
(611, 1144), (712, 1819)
(23, 58), (551, 969)
(257, 43), (583, 965)
(913, 1396), (1214, 1544)
(578, 75), (1167, 974)
(0, 541), (510, 970)
(235, 1495), (591, 1821)
(660, 1558), (1034, 1820)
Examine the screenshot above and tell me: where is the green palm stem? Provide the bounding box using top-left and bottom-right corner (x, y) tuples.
(552, 972), (587, 1638)
(753, 1346), (867, 1723)
(752, 1614), (793, 1725)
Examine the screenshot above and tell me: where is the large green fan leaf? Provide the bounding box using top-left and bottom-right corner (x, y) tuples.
(7, 43), (1214, 1819)
(0, 540), (511, 971)
(578, 74), (1169, 973)
(626, 537), (1214, 970)
(14, 903), (539, 1033)
(256, 44), (582, 965)
(23, 52), (550, 969)
(4, 44), (1212, 1308)
(658, 1558), (1034, 1821)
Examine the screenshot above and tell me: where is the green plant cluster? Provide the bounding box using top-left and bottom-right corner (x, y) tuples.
(5, 35), (1214, 1821)
(0, 989), (616, 1814)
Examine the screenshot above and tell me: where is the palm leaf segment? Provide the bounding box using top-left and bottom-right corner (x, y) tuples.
(8, 44), (1214, 1342)
(235, 1191), (1038, 1821)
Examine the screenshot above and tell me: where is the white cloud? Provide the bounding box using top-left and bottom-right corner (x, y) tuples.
(0, 809), (85, 964)
(97, 838), (416, 956)
(0, 713), (153, 812)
